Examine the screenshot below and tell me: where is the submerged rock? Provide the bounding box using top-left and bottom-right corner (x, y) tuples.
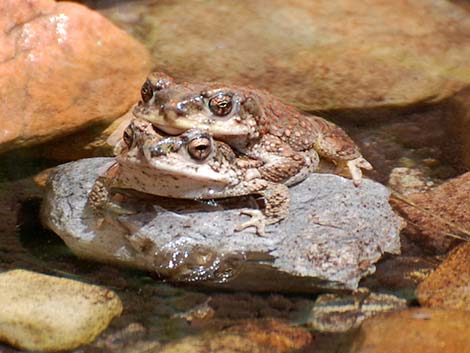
(0, 269), (122, 352)
(157, 319), (312, 353)
(41, 158), (403, 291)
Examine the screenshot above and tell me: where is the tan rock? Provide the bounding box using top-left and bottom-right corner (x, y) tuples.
(417, 243), (470, 311)
(102, 0), (470, 114)
(0, 0), (150, 154)
(0, 270), (123, 352)
(392, 172), (470, 253)
(347, 308), (470, 353)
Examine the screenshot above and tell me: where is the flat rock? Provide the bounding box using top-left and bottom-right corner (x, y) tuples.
(0, 269), (122, 352)
(345, 308), (470, 353)
(392, 172), (470, 253)
(98, 0), (470, 114)
(417, 243), (470, 311)
(41, 158), (403, 291)
(0, 0), (150, 154)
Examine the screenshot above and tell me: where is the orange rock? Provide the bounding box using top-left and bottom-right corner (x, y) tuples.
(0, 0), (150, 154)
(417, 243), (470, 311)
(348, 308), (470, 353)
(392, 172), (470, 253)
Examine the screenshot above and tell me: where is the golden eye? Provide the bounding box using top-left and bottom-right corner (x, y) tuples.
(208, 93), (233, 116)
(141, 80), (154, 103)
(187, 137), (212, 160)
(123, 126), (133, 147)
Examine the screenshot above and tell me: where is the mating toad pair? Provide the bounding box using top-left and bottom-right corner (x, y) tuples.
(88, 72), (372, 236)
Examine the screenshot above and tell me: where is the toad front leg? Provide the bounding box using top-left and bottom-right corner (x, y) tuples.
(87, 163), (137, 218)
(234, 182), (290, 237)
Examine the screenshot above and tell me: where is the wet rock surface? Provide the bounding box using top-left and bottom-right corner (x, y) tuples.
(417, 243), (470, 311)
(392, 171), (470, 253)
(0, 269), (122, 352)
(41, 158), (403, 291)
(345, 308), (470, 353)
(93, 0), (470, 113)
(0, 0), (150, 154)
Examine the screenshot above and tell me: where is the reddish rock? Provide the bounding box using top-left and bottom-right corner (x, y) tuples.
(392, 172), (470, 253)
(0, 0), (150, 154)
(347, 308), (470, 353)
(417, 243), (470, 311)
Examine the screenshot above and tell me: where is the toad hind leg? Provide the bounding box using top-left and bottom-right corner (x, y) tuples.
(335, 157), (373, 186)
(310, 118), (373, 186)
(235, 183), (290, 237)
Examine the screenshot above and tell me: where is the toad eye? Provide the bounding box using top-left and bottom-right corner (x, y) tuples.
(187, 137), (212, 160)
(208, 93), (233, 117)
(141, 80), (154, 103)
(123, 126), (133, 147)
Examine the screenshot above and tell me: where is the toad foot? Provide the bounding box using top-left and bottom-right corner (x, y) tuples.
(235, 209), (268, 237)
(336, 157), (373, 186)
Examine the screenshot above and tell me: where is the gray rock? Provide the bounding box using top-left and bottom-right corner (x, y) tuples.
(41, 158), (404, 292)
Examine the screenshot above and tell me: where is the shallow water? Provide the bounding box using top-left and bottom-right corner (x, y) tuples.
(1, 0), (469, 352)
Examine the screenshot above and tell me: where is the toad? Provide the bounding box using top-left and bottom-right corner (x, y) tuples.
(88, 119), (318, 236)
(133, 72), (372, 186)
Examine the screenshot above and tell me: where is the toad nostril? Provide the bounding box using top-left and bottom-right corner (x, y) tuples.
(161, 103), (183, 119)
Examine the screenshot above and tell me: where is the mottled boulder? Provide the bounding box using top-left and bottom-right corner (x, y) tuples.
(41, 158), (403, 291)
(99, 0), (470, 114)
(392, 172), (470, 253)
(417, 243), (470, 311)
(0, 0), (150, 154)
(0, 270), (122, 352)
